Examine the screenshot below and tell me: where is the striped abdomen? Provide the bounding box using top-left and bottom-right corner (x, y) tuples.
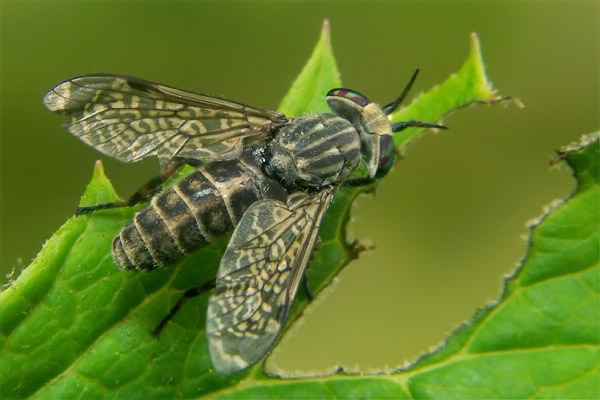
(112, 154), (288, 271)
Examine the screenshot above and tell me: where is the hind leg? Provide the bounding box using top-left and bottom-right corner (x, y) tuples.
(77, 160), (190, 215)
(151, 280), (216, 338)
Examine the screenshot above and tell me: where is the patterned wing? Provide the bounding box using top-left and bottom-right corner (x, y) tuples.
(44, 75), (288, 168)
(207, 188), (334, 374)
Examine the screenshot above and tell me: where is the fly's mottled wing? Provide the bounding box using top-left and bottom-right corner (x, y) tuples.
(206, 189), (334, 374)
(44, 75), (288, 168)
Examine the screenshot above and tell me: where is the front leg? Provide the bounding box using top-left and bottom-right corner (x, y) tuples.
(344, 176), (376, 187)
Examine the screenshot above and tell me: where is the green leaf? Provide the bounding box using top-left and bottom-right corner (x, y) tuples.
(278, 19), (340, 117)
(203, 134), (600, 399)
(405, 132), (600, 399)
(391, 32), (500, 150)
(1, 20), (561, 398)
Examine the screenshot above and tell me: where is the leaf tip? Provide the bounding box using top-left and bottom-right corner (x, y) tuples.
(551, 132), (600, 191)
(552, 131), (598, 162)
(468, 32), (481, 56)
(466, 32), (499, 102)
(321, 19), (331, 47)
(79, 160), (121, 208)
(277, 19), (340, 116)
(92, 159), (105, 180)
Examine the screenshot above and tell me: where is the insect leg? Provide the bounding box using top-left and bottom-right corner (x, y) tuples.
(302, 234), (323, 301)
(302, 276), (314, 301)
(151, 279), (216, 338)
(76, 160), (190, 215)
(344, 177), (377, 187)
(391, 120), (447, 132)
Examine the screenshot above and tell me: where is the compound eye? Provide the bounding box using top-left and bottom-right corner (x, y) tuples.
(326, 88), (370, 107)
(376, 134), (395, 178)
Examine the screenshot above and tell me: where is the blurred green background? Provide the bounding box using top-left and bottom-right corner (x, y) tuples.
(1, 1), (598, 374)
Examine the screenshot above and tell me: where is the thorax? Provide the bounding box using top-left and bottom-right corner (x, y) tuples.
(265, 114), (361, 188)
